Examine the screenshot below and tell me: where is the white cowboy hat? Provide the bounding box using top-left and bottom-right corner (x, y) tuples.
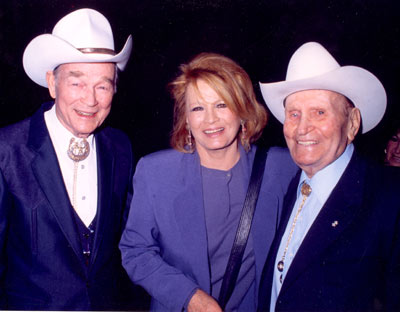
(259, 42), (386, 133)
(23, 8), (132, 87)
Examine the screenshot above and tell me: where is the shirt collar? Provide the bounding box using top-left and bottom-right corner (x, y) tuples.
(298, 143), (354, 203)
(45, 104), (95, 152)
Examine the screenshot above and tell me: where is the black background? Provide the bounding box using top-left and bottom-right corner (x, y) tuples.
(1, 0), (399, 162)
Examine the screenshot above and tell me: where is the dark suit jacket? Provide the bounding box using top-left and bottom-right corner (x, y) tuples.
(0, 103), (146, 310)
(120, 146), (299, 311)
(258, 151), (400, 311)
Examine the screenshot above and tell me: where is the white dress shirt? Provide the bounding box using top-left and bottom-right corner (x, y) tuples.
(44, 105), (98, 227)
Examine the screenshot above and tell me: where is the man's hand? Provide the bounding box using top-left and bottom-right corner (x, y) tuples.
(187, 289), (222, 312)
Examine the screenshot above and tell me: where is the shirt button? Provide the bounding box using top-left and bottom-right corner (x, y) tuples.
(82, 196), (86, 200)
(81, 164), (85, 169)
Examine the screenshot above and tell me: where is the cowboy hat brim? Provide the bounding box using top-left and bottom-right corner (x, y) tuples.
(260, 65), (386, 133)
(23, 34), (132, 87)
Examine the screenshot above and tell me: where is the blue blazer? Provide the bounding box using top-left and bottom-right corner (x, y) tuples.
(0, 103), (144, 310)
(258, 152), (400, 311)
(120, 145), (298, 311)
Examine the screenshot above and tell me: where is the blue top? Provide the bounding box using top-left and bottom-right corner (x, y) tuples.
(202, 154), (255, 310)
(270, 143), (354, 311)
(119, 146), (299, 311)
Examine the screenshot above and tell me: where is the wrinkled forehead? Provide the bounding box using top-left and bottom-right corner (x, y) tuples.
(53, 62), (117, 85)
(284, 89), (350, 110)
(54, 62), (116, 75)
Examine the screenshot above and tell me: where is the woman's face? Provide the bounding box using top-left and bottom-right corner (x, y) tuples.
(185, 80), (241, 161)
(386, 129), (400, 167)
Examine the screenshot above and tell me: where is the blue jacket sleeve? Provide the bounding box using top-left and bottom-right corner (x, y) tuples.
(119, 157), (198, 310)
(0, 169), (9, 308)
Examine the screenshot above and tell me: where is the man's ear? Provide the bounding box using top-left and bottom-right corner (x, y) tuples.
(46, 71), (56, 99)
(347, 107), (361, 142)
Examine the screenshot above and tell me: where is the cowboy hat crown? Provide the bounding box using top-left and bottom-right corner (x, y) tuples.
(23, 8), (132, 87)
(260, 42), (386, 133)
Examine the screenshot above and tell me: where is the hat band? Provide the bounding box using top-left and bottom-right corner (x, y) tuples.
(77, 47), (116, 55)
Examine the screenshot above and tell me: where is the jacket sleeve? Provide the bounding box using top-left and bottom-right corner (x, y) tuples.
(121, 142), (134, 231)
(119, 157), (198, 310)
(0, 169), (9, 308)
(385, 193), (400, 310)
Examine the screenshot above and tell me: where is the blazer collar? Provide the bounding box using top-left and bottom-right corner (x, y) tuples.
(258, 168), (300, 310)
(89, 130), (115, 269)
(173, 151), (211, 290)
(29, 102), (87, 266)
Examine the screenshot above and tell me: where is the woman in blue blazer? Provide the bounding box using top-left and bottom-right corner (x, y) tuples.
(120, 53), (298, 311)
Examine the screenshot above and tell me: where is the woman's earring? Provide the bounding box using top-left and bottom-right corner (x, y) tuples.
(241, 120), (247, 140)
(240, 120), (249, 150)
(187, 129), (193, 148)
(186, 125), (193, 149)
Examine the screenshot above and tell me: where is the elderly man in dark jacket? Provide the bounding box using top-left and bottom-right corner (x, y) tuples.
(0, 8), (148, 310)
(258, 42), (400, 311)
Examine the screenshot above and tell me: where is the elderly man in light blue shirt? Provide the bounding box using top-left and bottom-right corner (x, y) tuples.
(271, 143), (354, 302)
(257, 42), (400, 311)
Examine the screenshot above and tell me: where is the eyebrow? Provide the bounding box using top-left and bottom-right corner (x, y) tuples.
(67, 71), (114, 85)
(67, 70), (84, 78)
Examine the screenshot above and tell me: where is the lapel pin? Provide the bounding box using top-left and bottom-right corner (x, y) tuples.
(331, 220), (339, 227)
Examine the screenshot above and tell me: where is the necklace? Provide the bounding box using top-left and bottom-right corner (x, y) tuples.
(67, 138), (90, 209)
(67, 138), (90, 162)
(277, 182), (312, 283)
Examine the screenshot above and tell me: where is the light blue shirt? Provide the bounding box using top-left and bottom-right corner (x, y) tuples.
(270, 144), (354, 311)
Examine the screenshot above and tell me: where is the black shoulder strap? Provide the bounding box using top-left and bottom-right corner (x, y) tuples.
(218, 147), (268, 310)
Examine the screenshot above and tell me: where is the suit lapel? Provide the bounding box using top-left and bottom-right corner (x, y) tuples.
(258, 171), (300, 308)
(282, 154), (366, 291)
(29, 103), (85, 264)
(269, 170), (302, 269)
(277, 171), (302, 241)
(173, 152), (210, 291)
(90, 131), (114, 267)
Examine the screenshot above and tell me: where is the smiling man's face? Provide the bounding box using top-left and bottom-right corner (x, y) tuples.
(47, 62), (115, 138)
(283, 89), (360, 177)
